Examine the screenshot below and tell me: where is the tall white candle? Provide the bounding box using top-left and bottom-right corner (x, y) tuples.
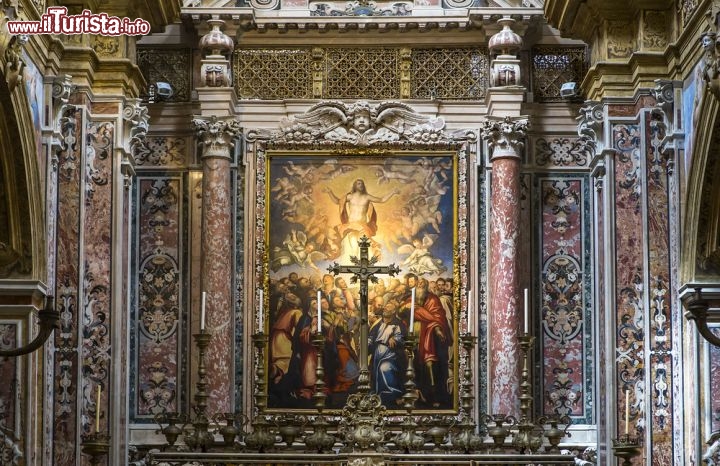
(200, 291), (206, 331)
(467, 291), (472, 328)
(95, 385), (101, 433)
(258, 288), (264, 331)
(409, 287), (415, 334)
(523, 288), (529, 334)
(317, 290), (322, 333)
(625, 389), (630, 435)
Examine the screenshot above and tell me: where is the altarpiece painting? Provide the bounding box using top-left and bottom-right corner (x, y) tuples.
(245, 101), (475, 415)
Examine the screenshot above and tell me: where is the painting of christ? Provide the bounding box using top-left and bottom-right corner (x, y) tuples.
(264, 153), (458, 413)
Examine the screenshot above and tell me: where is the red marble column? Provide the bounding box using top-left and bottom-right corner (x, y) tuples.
(193, 116), (241, 414)
(482, 116), (528, 416)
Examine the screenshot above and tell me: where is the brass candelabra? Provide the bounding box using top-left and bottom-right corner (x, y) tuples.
(394, 333), (424, 453)
(244, 331), (276, 452)
(452, 333), (484, 453)
(184, 330), (214, 452)
(80, 432), (111, 466)
(304, 331), (336, 452)
(513, 333), (544, 453)
(612, 434), (642, 465)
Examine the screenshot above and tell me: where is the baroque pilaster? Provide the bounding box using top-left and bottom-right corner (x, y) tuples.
(193, 116), (242, 414)
(481, 116), (528, 416)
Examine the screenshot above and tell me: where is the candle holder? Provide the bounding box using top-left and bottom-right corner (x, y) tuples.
(185, 330), (214, 452)
(245, 331), (276, 453)
(451, 333), (484, 453)
(513, 333), (544, 453)
(80, 432), (111, 466)
(395, 333), (424, 453)
(305, 331), (336, 453)
(612, 434), (642, 465)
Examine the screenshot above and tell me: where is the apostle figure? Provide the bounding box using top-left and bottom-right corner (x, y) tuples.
(368, 299), (407, 406)
(412, 277), (452, 408)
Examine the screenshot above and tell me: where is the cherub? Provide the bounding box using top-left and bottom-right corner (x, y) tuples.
(398, 234), (447, 276)
(372, 159), (415, 185)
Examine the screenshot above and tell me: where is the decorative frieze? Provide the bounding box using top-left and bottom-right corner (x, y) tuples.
(534, 137), (590, 167)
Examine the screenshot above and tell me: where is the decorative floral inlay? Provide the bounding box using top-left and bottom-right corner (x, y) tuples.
(137, 137), (187, 167)
(535, 137), (589, 167)
(139, 253), (180, 344)
(138, 361), (176, 414)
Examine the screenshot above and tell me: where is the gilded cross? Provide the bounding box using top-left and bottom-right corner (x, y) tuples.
(327, 235), (400, 393)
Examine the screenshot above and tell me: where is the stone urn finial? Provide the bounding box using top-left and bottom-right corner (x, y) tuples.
(488, 17), (522, 56)
(199, 19), (234, 57)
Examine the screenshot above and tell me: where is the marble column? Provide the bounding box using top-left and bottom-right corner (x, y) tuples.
(193, 116), (241, 414)
(482, 116), (528, 416)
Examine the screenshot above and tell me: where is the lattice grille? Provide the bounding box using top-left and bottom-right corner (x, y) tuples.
(531, 46), (587, 102)
(137, 49), (192, 102)
(411, 48), (488, 100)
(324, 48), (400, 99)
(233, 49), (313, 99)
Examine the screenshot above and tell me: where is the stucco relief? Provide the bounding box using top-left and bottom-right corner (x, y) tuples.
(266, 101), (468, 146)
(607, 20), (636, 59)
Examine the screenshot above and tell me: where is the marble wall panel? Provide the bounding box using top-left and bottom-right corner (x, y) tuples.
(646, 114), (673, 464)
(612, 122), (645, 453)
(0, 324), (17, 432)
(132, 176), (183, 419)
(539, 178), (592, 422)
(710, 330), (720, 433)
(53, 107), (82, 465)
(81, 121), (114, 437)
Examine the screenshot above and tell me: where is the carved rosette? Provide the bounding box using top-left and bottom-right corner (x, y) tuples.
(480, 116), (528, 160)
(192, 116), (242, 159)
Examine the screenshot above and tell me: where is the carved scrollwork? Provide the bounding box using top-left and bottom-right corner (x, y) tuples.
(576, 101), (603, 157)
(705, 431), (720, 465)
(123, 100), (150, 162)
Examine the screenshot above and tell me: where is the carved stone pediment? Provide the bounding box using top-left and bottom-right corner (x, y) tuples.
(259, 101), (468, 148)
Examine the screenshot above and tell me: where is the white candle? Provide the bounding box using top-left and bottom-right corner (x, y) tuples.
(467, 291), (472, 328)
(523, 288), (529, 334)
(317, 290), (322, 333)
(625, 389), (630, 435)
(409, 287), (415, 334)
(258, 288), (264, 331)
(200, 291), (206, 331)
(95, 385), (101, 433)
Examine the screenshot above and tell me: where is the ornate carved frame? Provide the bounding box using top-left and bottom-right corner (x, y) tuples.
(242, 101), (478, 418)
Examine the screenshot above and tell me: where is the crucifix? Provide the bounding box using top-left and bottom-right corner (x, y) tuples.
(327, 235), (401, 393)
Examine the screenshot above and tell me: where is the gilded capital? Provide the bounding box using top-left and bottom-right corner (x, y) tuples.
(480, 116), (528, 160)
(192, 116), (242, 159)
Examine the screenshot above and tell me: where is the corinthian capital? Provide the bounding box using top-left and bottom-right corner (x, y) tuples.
(192, 116), (242, 159)
(480, 116), (528, 160)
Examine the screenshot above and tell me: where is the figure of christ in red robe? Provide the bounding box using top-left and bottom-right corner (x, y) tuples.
(410, 279), (453, 408)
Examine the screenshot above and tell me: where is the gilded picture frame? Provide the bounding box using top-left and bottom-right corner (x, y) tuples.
(261, 150), (460, 414)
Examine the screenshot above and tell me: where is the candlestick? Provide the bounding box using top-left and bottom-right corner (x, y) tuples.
(258, 288), (264, 331)
(625, 389), (629, 435)
(317, 290), (322, 333)
(409, 287), (415, 334)
(523, 288), (529, 334)
(95, 385), (101, 433)
(200, 291), (206, 331)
